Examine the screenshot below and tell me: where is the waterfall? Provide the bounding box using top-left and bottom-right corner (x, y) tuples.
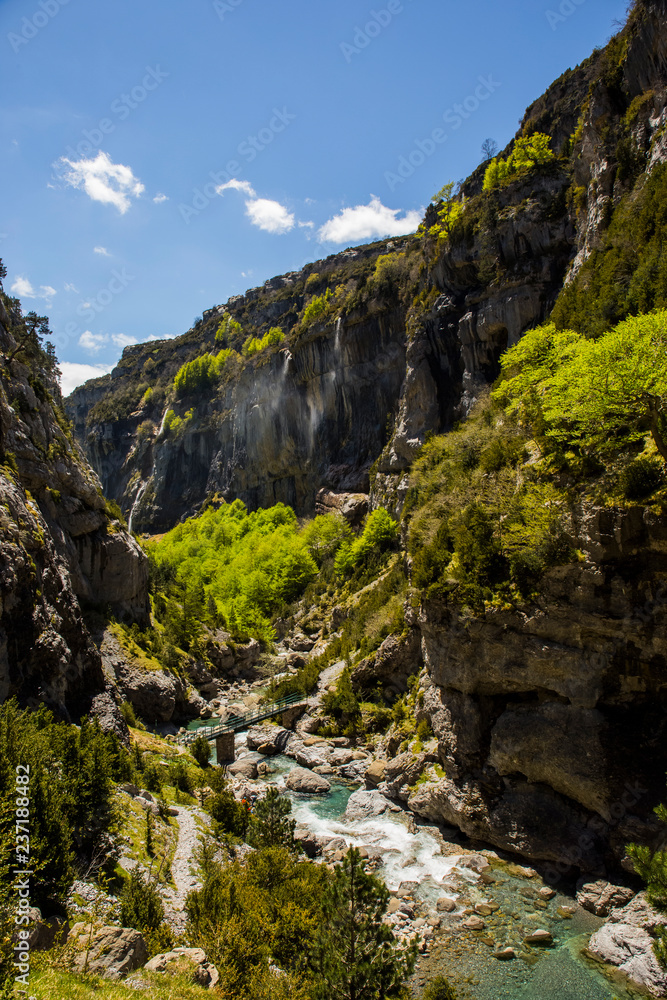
(128, 480), (149, 534)
(334, 316), (342, 354)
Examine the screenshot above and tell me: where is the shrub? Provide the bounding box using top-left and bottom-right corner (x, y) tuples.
(302, 289), (333, 326)
(242, 327), (285, 357)
(334, 508), (397, 577)
(191, 734), (212, 768)
(621, 457), (666, 499)
(120, 701), (138, 728)
(423, 976), (458, 1000)
(119, 868), (165, 935)
(483, 133), (554, 191)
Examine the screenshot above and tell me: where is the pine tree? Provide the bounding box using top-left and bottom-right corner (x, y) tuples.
(628, 796), (667, 969)
(248, 786), (297, 850)
(311, 848), (417, 1000)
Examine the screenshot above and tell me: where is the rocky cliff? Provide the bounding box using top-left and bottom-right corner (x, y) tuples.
(403, 502), (667, 873)
(66, 1), (667, 531)
(0, 295), (149, 720)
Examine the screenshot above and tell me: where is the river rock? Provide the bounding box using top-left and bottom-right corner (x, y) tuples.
(437, 897), (457, 913)
(464, 916), (485, 930)
(524, 929), (553, 946)
(289, 633), (315, 652)
(495, 947), (516, 960)
(577, 880), (635, 917)
(539, 886), (557, 900)
(70, 924), (147, 979)
(588, 923), (667, 997)
(246, 724), (290, 754)
(227, 753), (262, 779)
(286, 767), (331, 794)
(294, 827), (321, 858)
(145, 947), (219, 988)
(343, 789), (391, 821)
(365, 759), (387, 788)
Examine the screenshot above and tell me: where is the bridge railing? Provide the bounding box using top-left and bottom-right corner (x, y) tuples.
(180, 691), (305, 744)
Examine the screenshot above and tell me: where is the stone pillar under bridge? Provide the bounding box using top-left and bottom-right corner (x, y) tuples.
(215, 731), (235, 764)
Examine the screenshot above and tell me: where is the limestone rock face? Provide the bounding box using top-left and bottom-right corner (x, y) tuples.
(69, 924), (147, 979)
(588, 923), (667, 997)
(576, 881), (635, 918)
(352, 630), (422, 698)
(0, 298), (149, 717)
(411, 502), (667, 868)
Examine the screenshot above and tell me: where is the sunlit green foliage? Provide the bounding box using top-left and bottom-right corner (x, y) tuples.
(495, 313), (667, 463)
(248, 786), (297, 851)
(483, 133), (555, 191)
(242, 326), (285, 357)
(215, 313), (244, 345)
(302, 289), (334, 326)
(426, 182), (464, 241)
(334, 508), (398, 577)
(149, 501), (324, 644)
(173, 350), (234, 397)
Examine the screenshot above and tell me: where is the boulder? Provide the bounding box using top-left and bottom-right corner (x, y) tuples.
(118, 666), (183, 724)
(608, 891), (667, 932)
(464, 916), (485, 930)
(365, 760), (387, 788)
(144, 947), (220, 989)
(286, 767), (331, 794)
(588, 923), (667, 997)
(294, 826), (321, 858)
(227, 753), (262, 780)
(576, 880), (635, 917)
(437, 897), (457, 913)
(289, 633), (315, 652)
(246, 724), (290, 754)
(69, 924), (147, 979)
(343, 789), (391, 821)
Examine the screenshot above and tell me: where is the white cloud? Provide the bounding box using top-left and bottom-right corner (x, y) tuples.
(59, 362), (112, 397)
(10, 276), (57, 301)
(79, 330), (106, 353)
(56, 151), (145, 214)
(318, 196), (422, 244)
(245, 198), (295, 234)
(216, 179), (256, 198)
(217, 180), (295, 234)
(11, 276), (35, 297)
(64, 282), (79, 294)
(94, 245), (110, 256)
(112, 333), (138, 348)
(298, 220), (315, 229)
(153, 193), (169, 204)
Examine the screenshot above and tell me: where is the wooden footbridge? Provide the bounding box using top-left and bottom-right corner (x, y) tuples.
(180, 692), (306, 760)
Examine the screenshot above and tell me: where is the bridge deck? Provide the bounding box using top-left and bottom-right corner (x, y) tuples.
(180, 691), (306, 744)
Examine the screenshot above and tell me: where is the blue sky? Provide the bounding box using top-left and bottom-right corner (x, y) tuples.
(0, 0), (629, 393)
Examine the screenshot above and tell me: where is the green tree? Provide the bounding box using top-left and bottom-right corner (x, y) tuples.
(248, 786), (297, 851)
(311, 848), (417, 1000)
(496, 313), (667, 462)
(191, 734), (212, 769)
(428, 182), (463, 241)
(627, 789), (667, 969)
